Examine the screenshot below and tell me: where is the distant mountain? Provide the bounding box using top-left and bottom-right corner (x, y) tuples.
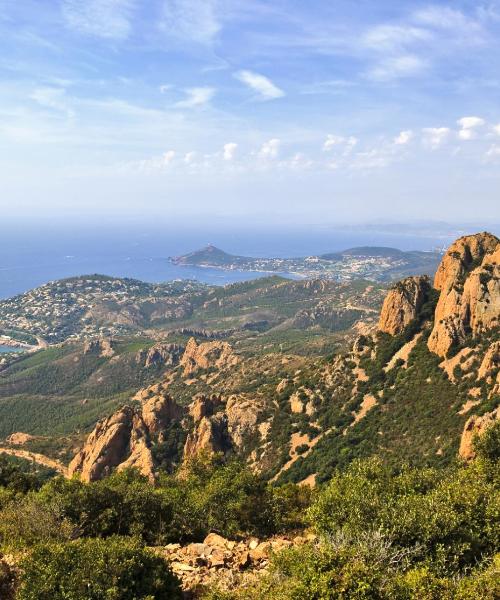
(170, 244), (241, 267)
(170, 244), (443, 282)
(320, 246), (407, 259)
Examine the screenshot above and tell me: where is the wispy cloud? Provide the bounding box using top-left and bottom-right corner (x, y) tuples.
(160, 0), (220, 45)
(175, 87), (215, 108)
(61, 0), (135, 40)
(367, 55), (427, 81)
(235, 70), (285, 100)
(30, 86), (74, 117)
(363, 24), (431, 51)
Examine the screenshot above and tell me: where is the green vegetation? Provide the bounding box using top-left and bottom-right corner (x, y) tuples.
(207, 427), (500, 599)
(18, 537), (182, 600)
(0, 454), (311, 597)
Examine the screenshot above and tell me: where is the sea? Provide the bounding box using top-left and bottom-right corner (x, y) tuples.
(0, 221), (487, 300)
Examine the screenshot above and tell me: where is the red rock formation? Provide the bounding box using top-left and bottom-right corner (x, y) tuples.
(69, 392), (184, 482)
(378, 276), (431, 335)
(180, 338), (238, 376)
(459, 406), (500, 461)
(428, 233), (499, 357)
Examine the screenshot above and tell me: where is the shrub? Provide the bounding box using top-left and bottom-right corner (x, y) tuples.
(17, 536), (182, 600)
(0, 495), (75, 550)
(473, 420), (500, 462)
(308, 457), (499, 573)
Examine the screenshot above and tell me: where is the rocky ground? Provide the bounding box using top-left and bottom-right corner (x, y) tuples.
(158, 531), (317, 597)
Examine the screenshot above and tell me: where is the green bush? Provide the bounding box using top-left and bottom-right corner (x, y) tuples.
(0, 495), (75, 550)
(32, 456), (308, 546)
(17, 536), (181, 600)
(309, 457), (499, 572)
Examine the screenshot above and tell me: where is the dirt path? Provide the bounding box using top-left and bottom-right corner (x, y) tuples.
(0, 447), (68, 476)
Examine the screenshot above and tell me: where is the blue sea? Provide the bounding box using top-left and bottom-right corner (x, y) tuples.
(0, 345), (24, 353)
(0, 221), (489, 300)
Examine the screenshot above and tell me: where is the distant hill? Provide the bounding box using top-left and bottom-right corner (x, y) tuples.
(170, 244), (443, 282)
(171, 244), (246, 267)
(321, 246), (407, 259)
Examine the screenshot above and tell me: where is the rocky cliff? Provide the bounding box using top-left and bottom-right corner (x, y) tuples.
(378, 276), (431, 335)
(180, 338), (239, 376)
(428, 232), (499, 357)
(69, 387), (184, 482)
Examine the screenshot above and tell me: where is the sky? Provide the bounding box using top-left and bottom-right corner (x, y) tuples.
(1, 0), (500, 226)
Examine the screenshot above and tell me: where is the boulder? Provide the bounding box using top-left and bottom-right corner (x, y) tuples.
(459, 406), (500, 461)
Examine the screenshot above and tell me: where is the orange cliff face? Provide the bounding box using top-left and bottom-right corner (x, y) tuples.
(378, 275), (431, 336)
(68, 387), (184, 482)
(427, 232), (500, 357)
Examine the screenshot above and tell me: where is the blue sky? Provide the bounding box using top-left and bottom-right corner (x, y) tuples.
(1, 0), (500, 224)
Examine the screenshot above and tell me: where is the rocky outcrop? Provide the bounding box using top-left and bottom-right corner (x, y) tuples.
(478, 341), (500, 380)
(138, 343), (184, 368)
(6, 432), (36, 445)
(83, 338), (115, 357)
(68, 406), (135, 481)
(183, 415), (228, 459)
(378, 276), (431, 335)
(69, 389), (184, 482)
(433, 232), (498, 292)
(226, 395), (267, 450)
(180, 338), (238, 377)
(142, 392), (184, 434)
(188, 394), (222, 422)
(459, 406), (500, 461)
(428, 233), (500, 357)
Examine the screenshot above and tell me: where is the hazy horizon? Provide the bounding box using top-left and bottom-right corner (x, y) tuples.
(1, 1), (500, 223)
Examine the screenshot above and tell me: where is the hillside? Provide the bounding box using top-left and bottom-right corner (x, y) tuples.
(0, 233), (497, 488)
(170, 244), (442, 282)
(0, 232), (498, 598)
(0, 275), (384, 351)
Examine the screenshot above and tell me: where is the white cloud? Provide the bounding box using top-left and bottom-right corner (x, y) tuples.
(258, 138), (280, 159)
(62, 0), (135, 40)
(494, 124), (500, 136)
(457, 116), (485, 140)
(422, 127), (451, 149)
(323, 134), (357, 152)
(368, 55), (426, 81)
(184, 151), (196, 164)
(394, 130), (413, 145)
(223, 142), (237, 161)
(235, 70), (285, 100)
(457, 116), (485, 129)
(160, 0), (220, 45)
(176, 87), (215, 108)
(162, 150), (175, 165)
